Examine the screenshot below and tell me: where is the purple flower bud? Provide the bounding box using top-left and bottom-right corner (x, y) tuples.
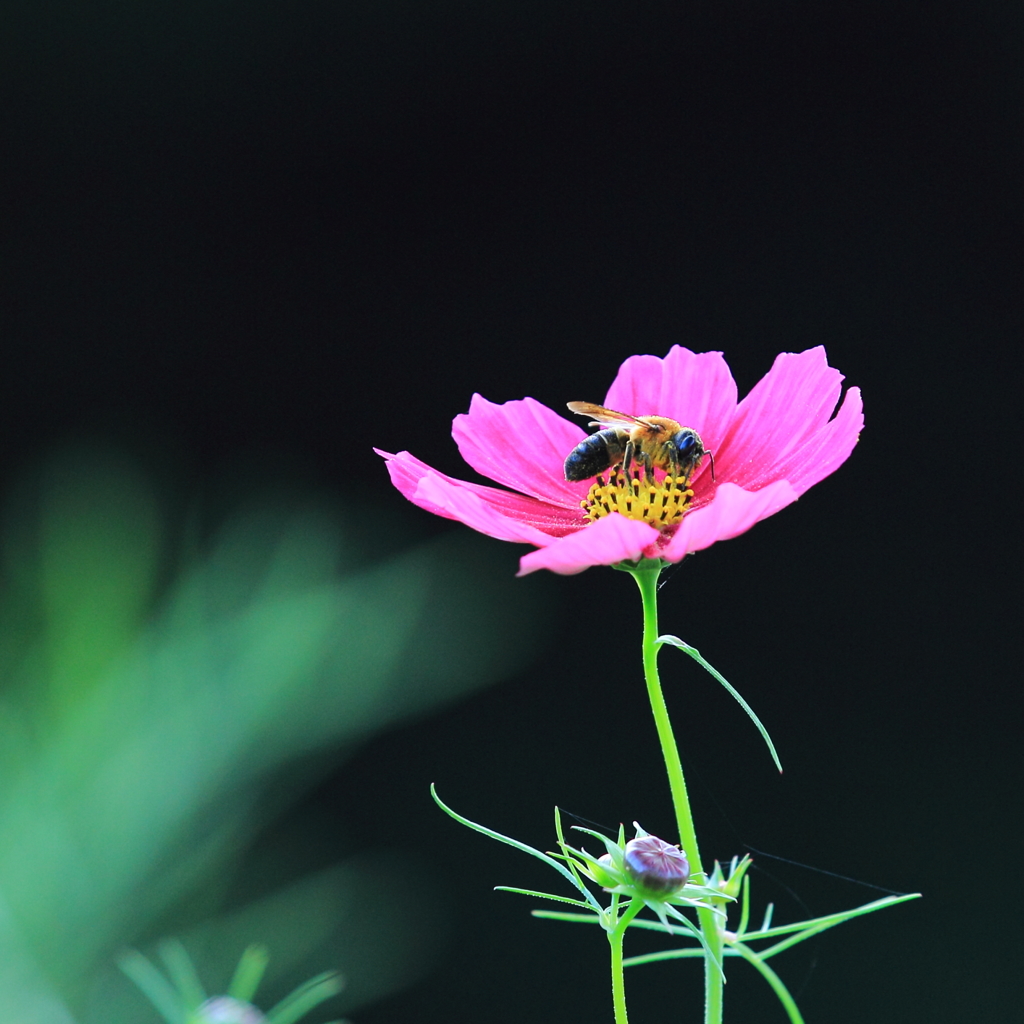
(624, 835), (689, 897)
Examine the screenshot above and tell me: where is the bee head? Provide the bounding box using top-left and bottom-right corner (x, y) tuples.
(671, 429), (715, 482)
(671, 429), (701, 457)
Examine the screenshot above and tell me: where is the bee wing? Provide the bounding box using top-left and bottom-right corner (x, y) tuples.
(566, 402), (648, 428)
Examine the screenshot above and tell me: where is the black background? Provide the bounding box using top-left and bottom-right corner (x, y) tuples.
(3, 2), (1021, 1022)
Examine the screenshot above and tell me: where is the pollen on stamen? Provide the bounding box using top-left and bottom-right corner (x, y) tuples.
(580, 468), (696, 527)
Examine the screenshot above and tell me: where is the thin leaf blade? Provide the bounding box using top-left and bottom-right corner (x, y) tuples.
(658, 635), (783, 772)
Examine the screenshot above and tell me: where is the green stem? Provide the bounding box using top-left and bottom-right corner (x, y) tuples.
(609, 899), (645, 1024)
(629, 562), (724, 1024)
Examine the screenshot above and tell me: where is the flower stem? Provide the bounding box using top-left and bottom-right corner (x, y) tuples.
(629, 562), (724, 1024)
(609, 899), (645, 1024)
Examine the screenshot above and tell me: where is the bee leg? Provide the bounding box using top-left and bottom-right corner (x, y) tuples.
(622, 440), (636, 478)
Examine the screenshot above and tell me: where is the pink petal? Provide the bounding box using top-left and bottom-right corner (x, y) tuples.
(516, 514), (662, 576)
(377, 449), (583, 542)
(659, 480), (800, 562)
(716, 348), (861, 492)
(452, 395), (588, 506)
(602, 347), (739, 444)
(768, 386), (863, 495)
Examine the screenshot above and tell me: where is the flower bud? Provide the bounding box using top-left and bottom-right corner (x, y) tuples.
(623, 835), (689, 897)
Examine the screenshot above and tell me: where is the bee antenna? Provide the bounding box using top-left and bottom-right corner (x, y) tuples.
(707, 449), (716, 482)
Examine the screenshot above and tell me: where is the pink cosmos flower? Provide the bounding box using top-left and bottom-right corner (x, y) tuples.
(376, 347), (862, 576)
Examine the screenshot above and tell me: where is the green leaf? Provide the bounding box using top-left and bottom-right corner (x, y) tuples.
(738, 893), (922, 956)
(531, 910), (603, 926)
(494, 887), (597, 911)
(553, 807), (594, 896)
(117, 949), (185, 1024)
(227, 945), (269, 1003)
(737, 874), (751, 937)
(430, 785), (604, 913)
(264, 970), (343, 1024)
(158, 940), (206, 1013)
(658, 635), (783, 773)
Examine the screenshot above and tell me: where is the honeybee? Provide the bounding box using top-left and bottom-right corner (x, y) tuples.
(563, 402), (714, 483)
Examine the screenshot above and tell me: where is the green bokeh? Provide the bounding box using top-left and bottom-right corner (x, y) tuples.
(0, 441), (551, 1023)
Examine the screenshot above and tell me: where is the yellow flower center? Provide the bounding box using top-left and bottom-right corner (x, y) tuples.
(580, 467), (696, 527)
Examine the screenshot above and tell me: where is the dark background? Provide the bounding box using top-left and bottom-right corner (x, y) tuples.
(2, 2), (1021, 1022)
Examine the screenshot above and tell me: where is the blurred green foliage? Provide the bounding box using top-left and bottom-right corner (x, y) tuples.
(120, 940), (343, 1024)
(0, 441), (551, 1023)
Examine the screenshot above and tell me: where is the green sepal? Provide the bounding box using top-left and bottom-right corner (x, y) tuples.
(707, 854), (753, 903)
(657, 634), (783, 773)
